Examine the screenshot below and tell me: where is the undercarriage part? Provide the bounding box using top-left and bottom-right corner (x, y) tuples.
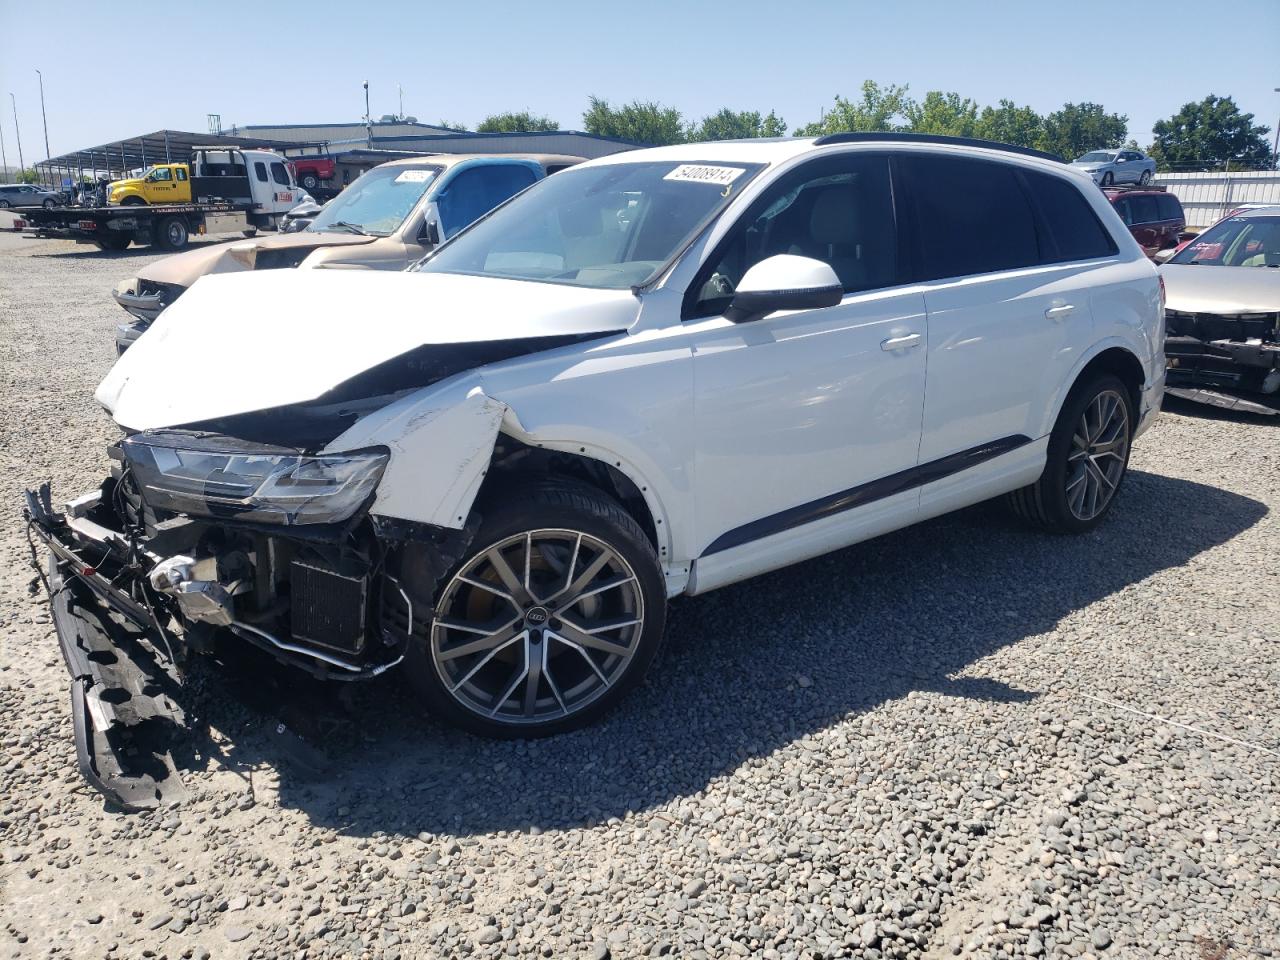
(1165, 310), (1280, 395)
(1164, 386), (1280, 416)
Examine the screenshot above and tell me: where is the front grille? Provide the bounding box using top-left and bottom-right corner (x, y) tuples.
(290, 560), (367, 655)
(1165, 310), (1279, 342)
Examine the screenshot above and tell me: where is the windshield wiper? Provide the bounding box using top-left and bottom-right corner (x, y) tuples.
(323, 220), (369, 236)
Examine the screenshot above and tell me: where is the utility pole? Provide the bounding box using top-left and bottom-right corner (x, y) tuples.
(363, 80), (372, 146)
(1273, 88), (1279, 170)
(9, 93), (24, 176)
(36, 70), (50, 161)
(0, 115), (8, 183)
(398, 83), (404, 121)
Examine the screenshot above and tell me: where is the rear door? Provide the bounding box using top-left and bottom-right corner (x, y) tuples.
(1127, 194), (1161, 253)
(902, 155), (1117, 487)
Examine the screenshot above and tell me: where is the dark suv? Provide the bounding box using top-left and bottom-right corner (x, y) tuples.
(1105, 187), (1185, 258)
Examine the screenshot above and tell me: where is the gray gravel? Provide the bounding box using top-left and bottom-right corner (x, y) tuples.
(1, 222), (1278, 959)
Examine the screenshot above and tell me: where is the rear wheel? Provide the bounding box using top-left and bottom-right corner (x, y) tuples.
(0, 199), (10, 208)
(42, 198), (55, 209)
(153, 216), (189, 251)
(300, 173), (319, 191)
(403, 482), (666, 738)
(1008, 374), (1134, 533)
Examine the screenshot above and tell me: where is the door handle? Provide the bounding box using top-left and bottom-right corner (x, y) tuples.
(1045, 304), (1076, 322)
(880, 333), (922, 352)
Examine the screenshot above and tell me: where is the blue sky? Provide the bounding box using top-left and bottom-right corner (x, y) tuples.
(1, 0), (1276, 159)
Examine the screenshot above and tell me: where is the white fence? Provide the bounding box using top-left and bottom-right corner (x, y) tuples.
(1153, 170), (1280, 229)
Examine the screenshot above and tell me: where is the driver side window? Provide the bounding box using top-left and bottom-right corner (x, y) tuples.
(691, 154), (898, 318)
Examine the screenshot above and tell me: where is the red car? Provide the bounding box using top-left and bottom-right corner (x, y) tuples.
(1104, 187), (1185, 258)
(288, 156), (337, 193)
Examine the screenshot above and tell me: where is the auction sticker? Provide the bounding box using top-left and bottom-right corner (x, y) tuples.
(395, 170), (434, 183)
(664, 164), (746, 186)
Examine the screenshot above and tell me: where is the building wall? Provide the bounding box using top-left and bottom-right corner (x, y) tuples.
(228, 121), (457, 144)
(1155, 171), (1280, 229)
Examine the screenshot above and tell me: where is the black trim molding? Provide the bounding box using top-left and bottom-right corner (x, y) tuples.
(700, 434), (1032, 557)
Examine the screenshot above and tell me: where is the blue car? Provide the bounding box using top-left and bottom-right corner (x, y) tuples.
(1070, 149), (1157, 187)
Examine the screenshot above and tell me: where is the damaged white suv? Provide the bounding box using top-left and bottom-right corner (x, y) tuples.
(27, 135), (1163, 804)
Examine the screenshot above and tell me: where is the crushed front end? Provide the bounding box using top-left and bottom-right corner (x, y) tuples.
(1165, 309), (1280, 414)
(24, 430), (431, 810)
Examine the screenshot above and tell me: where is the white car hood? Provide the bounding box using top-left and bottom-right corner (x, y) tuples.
(97, 269), (639, 430)
(1160, 263), (1280, 314)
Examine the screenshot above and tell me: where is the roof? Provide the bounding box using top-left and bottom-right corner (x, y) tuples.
(372, 152), (585, 170)
(368, 129), (644, 148)
(33, 129), (319, 174)
(1231, 205), (1280, 218)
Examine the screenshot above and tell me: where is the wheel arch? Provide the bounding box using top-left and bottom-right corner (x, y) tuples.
(1051, 344), (1146, 432)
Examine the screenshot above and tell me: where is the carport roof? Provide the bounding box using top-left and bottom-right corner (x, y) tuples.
(34, 129), (319, 174)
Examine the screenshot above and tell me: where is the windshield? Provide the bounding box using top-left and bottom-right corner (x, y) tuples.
(307, 165), (440, 237)
(1169, 215), (1280, 267)
(419, 160), (765, 289)
(1076, 152), (1115, 163)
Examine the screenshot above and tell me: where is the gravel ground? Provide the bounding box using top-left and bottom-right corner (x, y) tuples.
(1, 221), (1278, 960)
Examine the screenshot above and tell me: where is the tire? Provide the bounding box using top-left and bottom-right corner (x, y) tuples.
(153, 216), (189, 251)
(300, 173), (319, 191)
(93, 233), (131, 252)
(43, 198), (55, 209)
(1100, 172), (1114, 188)
(1008, 374), (1135, 534)
(120, 195), (147, 206)
(1139, 170), (1152, 186)
(0, 199), (9, 208)
(403, 481), (667, 738)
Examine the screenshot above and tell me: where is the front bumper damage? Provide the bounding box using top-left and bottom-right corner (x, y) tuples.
(1165, 310), (1280, 413)
(23, 459), (435, 809)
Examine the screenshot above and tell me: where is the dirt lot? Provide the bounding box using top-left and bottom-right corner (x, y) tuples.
(0, 223), (1277, 960)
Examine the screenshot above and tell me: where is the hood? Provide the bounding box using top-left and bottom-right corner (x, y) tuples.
(1160, 263), (1280, 315)
(97, 269), (639, 431)
(137, 230), (376, 286)
(1070, 162), (1104, 171)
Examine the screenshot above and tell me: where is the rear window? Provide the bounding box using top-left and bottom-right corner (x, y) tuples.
(1157, 194), (1182, 221)
(1023, 171), (1117, 262)
(254, 162), (268, 183)
(903, 155), (1040, 279)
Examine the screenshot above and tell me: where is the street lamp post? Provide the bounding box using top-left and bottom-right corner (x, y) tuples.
(0, 116), (8, 183)
(36, 70), (50, 161)
(9, 93), (24, 177)
(363, 80), (372, 146)
(1273, 88), (1279, 170)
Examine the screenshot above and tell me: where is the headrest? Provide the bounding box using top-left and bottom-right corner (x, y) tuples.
(809, 187), (860, 244)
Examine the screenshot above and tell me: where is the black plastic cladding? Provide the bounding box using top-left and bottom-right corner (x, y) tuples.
(811, 132), (1065, 164)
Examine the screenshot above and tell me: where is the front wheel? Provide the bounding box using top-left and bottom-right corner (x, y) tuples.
(403, 482), (667, 738)
(1100, 172), (1114, 188)
(1008, 374), (1135, 533)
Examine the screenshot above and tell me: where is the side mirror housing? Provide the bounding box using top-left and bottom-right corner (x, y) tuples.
(423, 219), (441, 246)
(725, 255), (843, 324)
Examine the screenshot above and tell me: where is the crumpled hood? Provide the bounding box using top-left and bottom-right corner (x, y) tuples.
(1160, 263), (1280, 315)
(137, 230), (376, 286)
(97, 269), (639, 430)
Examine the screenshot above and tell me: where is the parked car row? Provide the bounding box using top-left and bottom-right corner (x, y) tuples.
(26, 132), (1170, 807)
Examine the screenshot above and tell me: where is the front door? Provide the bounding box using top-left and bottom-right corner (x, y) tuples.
(684, 153), (926, 577)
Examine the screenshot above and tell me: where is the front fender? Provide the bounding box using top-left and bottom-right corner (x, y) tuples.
(324, 374), (507, 529)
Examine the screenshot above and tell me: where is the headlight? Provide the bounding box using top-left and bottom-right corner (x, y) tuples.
(120, 432), (388, 525)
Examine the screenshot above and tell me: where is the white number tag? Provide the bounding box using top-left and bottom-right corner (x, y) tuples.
(663, 164), (746, 186)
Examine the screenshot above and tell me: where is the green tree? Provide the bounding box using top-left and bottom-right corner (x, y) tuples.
(1038, 102), (1128, 160)
(793, 81), (913, 136)
(906, 91), (979, 138)
(690, 108), (787, 141)
(16, 168), (39, 184)
(476, 111), (559, 133)
(1148, 95), (1274, 171)
(436, 120), (469, 132)
(583, 97), (686, 145)
(973, 99), (1045, 148)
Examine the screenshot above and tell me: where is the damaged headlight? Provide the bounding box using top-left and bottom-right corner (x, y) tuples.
(120, 432), (387, 525)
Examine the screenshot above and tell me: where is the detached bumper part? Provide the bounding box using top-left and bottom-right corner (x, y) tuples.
(26, 489), (187, 810)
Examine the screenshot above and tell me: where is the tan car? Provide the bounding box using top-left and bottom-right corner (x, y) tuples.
(112, 153), (583, 352)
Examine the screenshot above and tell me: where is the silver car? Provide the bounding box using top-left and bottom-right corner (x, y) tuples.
(1070, 149), (1157, 187)
(0, 183), (63, 208)
(1160, 205), (1280, 403)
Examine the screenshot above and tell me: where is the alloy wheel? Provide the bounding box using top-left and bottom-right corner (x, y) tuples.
(430, 529), (644, 726)
(1065, 389), (1130, 521)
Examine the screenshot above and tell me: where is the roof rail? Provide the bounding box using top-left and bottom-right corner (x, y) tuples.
(810, 132), (1064, 164)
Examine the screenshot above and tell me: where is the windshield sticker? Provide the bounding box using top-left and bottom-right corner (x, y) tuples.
(395, 170), (433, 183)
(663, 165), (746, 187)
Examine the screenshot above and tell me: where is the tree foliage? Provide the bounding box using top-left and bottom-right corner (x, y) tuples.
(476, 111), (559, 134)
(583, 97), (686, 145)
(973, 100), (1045, 149)
(1038, 102), (1128, 161)
(906, 91), (979, 138)
(1148, 95), (1274, 171)
(793, 81), (913, 136)
(691, 108), (787, 142)
(16, 168), (39, 184)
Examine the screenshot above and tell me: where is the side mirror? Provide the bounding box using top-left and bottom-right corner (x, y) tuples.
(725, 255), (843, 324)
(421, 219), (441, 246)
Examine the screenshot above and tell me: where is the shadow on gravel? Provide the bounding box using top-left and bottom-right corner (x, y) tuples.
(190, 470), (1265, 837)
(1162, 393), (1279, 426)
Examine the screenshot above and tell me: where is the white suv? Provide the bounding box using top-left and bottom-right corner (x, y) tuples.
(30, 135), (1164, 773)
